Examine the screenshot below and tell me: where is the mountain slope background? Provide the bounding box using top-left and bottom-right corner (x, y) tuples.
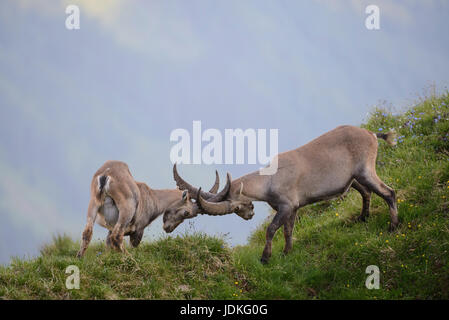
(1, 92), (448, 299)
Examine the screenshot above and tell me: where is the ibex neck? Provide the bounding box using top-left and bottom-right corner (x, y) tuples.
(152, 188), (182, 214)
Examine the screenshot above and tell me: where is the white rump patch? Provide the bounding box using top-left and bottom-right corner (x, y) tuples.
(97, 175), (110, 192)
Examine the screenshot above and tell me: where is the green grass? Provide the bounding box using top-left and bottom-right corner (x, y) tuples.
(1, 92), (449, 299)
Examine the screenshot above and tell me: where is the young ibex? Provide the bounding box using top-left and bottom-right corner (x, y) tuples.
(77, 160), (227, 257)
(171, 125), (398, 263)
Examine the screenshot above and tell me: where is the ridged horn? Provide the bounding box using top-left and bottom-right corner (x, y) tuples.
(208, 170), (220, 193)
(173, 163), (230, 201)
(197, 187), (236, 216)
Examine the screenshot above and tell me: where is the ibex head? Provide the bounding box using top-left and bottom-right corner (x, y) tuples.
(196, 181), (255, 220)
(162, 190), (198, 233)
(165, 164), (255, 231)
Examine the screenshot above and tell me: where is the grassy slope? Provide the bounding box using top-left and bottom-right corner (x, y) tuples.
(1, 93), (449, 299)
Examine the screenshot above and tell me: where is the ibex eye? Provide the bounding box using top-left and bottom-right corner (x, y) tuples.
(183, 211), (189, 217)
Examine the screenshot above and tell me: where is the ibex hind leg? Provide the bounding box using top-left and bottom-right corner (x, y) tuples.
(351, 180), (372, 222)
(77, 199), (99, 258)
(110, 199), (136, 253)
(356, 171), (398, 231)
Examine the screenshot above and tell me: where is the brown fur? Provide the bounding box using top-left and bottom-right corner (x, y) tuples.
(175, 125), (398, 264)
(76, 160), (197, 258)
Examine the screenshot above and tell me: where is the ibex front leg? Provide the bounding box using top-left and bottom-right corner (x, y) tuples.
(77, 199), (99, 258)
(283, 210), (297, 255)
(261, 205), (293, 264)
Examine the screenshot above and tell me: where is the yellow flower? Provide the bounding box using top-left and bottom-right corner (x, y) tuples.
(418, 176), (421, 179)
(335, 213), (339, 217)
(379, 232), (383, 236)
(385, 240), (389, 243)
(234, 281), (238, 285)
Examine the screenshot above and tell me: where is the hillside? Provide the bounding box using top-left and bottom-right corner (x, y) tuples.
(1, 92), (448, 299)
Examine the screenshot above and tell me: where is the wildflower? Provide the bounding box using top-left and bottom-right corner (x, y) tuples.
(418, 176), (421, 179)
(234, 281), (238, 285)
(402, 234), (405, 237)
(379, 128), (383, 131)
(379, 232), (383, 236)
(335, 213), (339, 217)
(385, 240), (389, 243)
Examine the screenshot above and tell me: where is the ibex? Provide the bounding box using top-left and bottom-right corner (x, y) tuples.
(171, 125), (398, 263)
(77, 160), (228, 257)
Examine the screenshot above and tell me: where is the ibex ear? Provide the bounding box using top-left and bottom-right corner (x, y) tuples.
(182, 190), (189, 201)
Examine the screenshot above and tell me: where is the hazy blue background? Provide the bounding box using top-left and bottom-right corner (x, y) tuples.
(1, 0), (448, 264)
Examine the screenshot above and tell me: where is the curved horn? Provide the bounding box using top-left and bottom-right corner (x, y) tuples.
(207, 172), (231, 202)
(197, 187), (236, 216)
(208, 170), (220, 193)
(173, 163), (230, 201)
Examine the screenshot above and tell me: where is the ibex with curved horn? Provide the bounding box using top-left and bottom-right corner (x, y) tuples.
(77, 160), (227, 257)
(171, 125), (398, 264)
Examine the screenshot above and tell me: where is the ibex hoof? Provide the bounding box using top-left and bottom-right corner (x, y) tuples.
(260, 257), (269, 265)
(388, 223), (399, 232)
